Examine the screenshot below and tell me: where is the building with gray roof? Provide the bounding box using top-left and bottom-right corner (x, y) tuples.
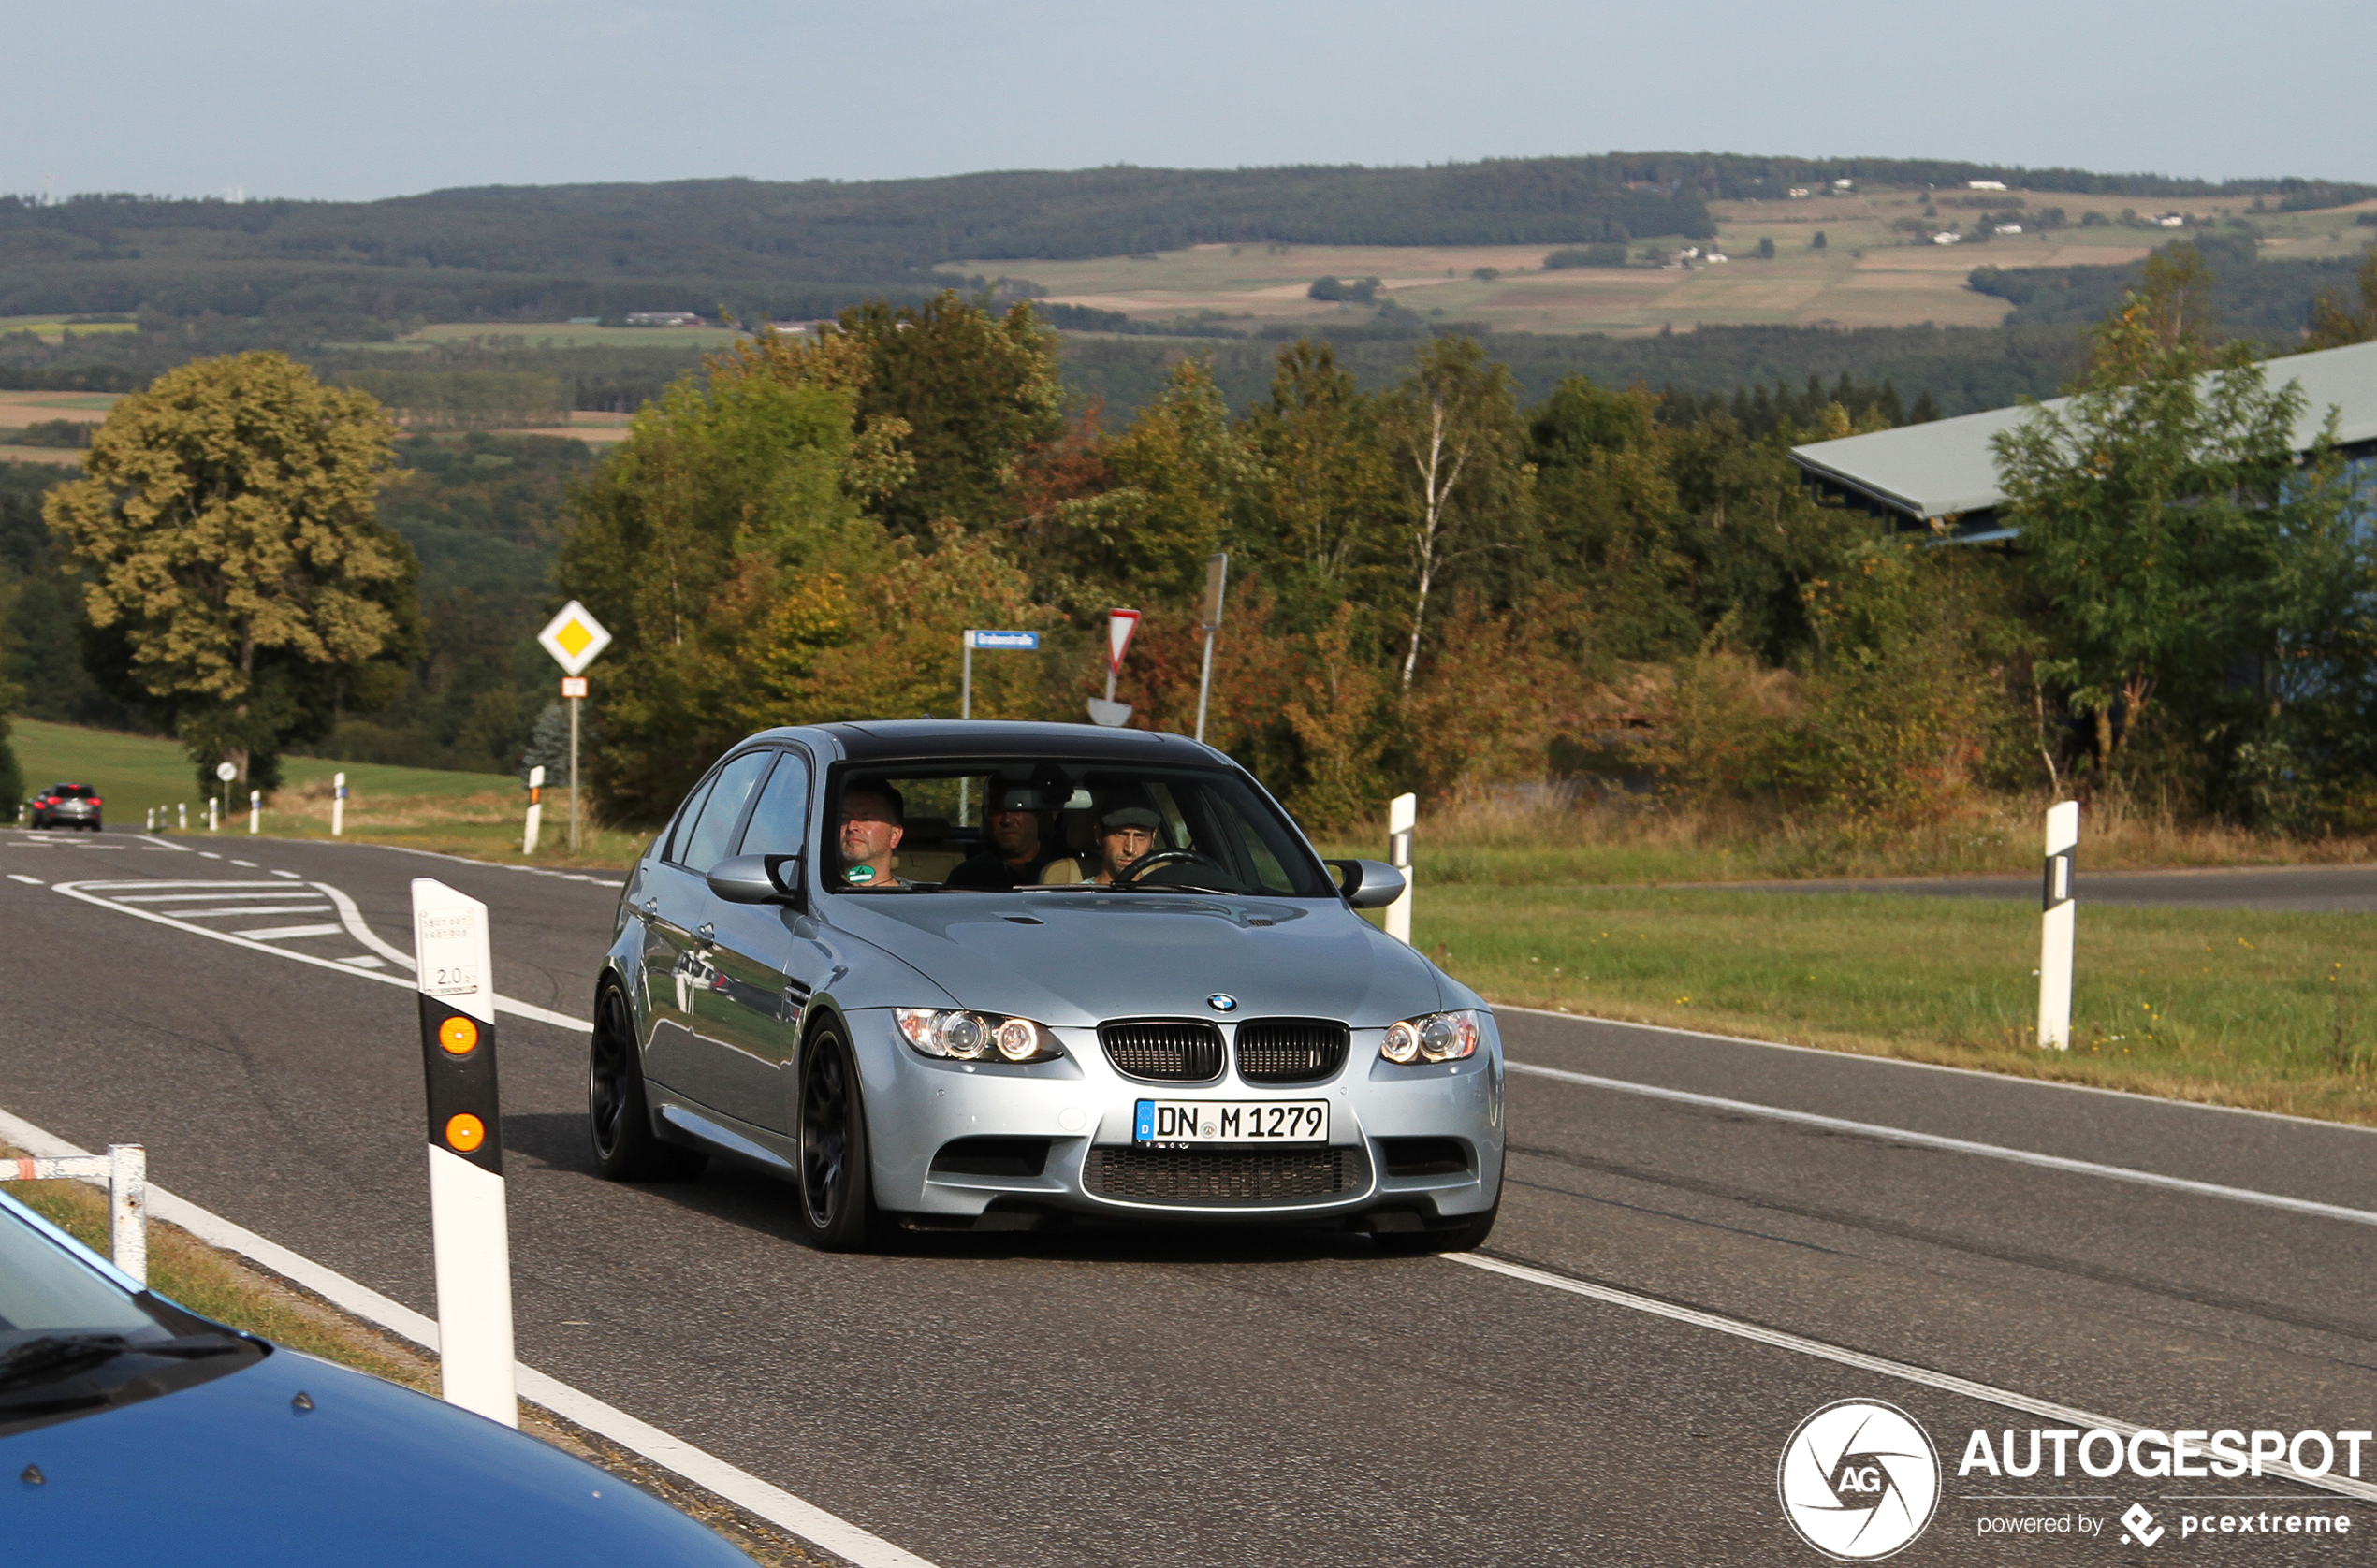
(1788, 340), (2377, 543)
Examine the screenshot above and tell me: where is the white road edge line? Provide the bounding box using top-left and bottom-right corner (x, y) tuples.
(1495, 1001), (2377, 1139)
(50, 880), (589, 1034)
(136, 833), (193, 853)
(1507, 1059), (2377, 1228)
(0, 1102), (940, 1568)
(1446, 1252), (2377, 1503)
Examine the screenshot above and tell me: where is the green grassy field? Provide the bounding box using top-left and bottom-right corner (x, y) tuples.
(1408, 885), (2374, 1124)
(9, 719), (648, 868)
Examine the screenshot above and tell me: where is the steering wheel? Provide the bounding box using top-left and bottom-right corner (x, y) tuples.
(1116, 849), (1227, 887)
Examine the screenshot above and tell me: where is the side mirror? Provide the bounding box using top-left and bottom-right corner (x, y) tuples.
(1325, 858), (1407, 910)
(707, 853), (801, 906)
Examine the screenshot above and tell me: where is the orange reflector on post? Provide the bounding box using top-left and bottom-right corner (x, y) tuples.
(438, 1016), (479, 1055)
(445, 1113), (486, 1153)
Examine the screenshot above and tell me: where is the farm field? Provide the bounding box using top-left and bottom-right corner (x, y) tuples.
(362, 321), (751, 352)
(0, 314), (138, 343)
(973, 186), (2377, 337)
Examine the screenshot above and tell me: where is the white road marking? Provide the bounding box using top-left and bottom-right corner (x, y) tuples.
(116, 887), (312, 903)
(339, 954), (387, 968)
(135, 834), (192, 853)
(230, 859), (257, 867)
(197, 851), (221, 859)
(235, 922), (346, 940)
(51, 878), (589, 1033)
(7, 875), (39, 886)
(1448, 1252), (2377, 1503)
(1508, 1059), (2377, 1228)
(0, 1103), (939, 1568)
(172, 904), (337, 920)
(1495, 1002), (2377, 1138)
(270, 868), (302, 879)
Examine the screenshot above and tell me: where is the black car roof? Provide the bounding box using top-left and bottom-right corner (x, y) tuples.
(812, 719), (1221, 766)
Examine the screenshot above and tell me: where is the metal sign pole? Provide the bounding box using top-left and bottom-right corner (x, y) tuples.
(411, 878), (517, 1428)
(2036, 801), (2078, 1050)
(568, 695), (580, 852)
(1195, 552), (1228, 745)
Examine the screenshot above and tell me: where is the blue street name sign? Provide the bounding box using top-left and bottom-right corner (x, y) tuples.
(968, 630), (1039, 650)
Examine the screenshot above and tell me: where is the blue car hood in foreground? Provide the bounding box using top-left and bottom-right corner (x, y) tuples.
(3, 1344), (750, 1565)
(827, 892), (1450, 1026)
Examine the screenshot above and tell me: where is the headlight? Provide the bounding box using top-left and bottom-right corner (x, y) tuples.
(895, 1008), (1063, 1063)
(1380, 1009), (1480, 1064)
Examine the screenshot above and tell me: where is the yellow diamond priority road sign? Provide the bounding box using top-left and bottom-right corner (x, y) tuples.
(536, 601), (612, 676)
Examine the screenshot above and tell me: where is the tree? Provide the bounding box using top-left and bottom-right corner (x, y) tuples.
(1378, 337), (1531, 688)
(1757, 236), (1777, 260)
(1240, 340), (1396, 624)
(836, 292), (1062, 539)
(558, 333), (889, 818)
(2306, 246), (2377, 349)
(1811, 230), (1828, 251)
(44, 352), (420, 790)
(1994, 298), (2361, 784)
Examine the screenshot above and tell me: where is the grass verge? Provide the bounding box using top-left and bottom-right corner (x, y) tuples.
(1413, 885), (2377, 1125)
(0, 1167), (824, 1566)
(9, 719), (645, 872)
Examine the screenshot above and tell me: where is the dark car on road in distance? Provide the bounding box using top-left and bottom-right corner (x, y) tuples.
(28, 784), (102, 832)
(0, 1189), (754, 1564)
(591, 719), (1505, 1253)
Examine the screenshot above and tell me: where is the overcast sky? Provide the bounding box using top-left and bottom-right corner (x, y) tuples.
(13, 0), (2373, 202)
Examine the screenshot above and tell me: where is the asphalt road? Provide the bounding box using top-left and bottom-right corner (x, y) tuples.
(5, 828), (2375, 1566)
(1718, 863), (2377, 913)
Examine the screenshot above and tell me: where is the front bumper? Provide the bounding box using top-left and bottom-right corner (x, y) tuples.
(853, 1009), (1505, 1227)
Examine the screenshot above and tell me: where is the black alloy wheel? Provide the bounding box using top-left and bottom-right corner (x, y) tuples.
(795, 1024), (877, 1251)
(587, 983), (705, 1181)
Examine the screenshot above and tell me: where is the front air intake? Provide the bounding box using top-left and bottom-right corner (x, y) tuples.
(1099, 1020), (1224, 1082)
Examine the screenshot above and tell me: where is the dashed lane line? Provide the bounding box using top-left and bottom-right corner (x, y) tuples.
(7, 874), (39, 886)
(0, 1103), (941, 1568)
(51, 878), (588, 1034)
(1508, 1059), (2377, 1229)
(1447, 1251), (2377, 1504)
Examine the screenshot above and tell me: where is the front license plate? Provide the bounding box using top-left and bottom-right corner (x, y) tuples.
(1133, 1099), (1329, 1146)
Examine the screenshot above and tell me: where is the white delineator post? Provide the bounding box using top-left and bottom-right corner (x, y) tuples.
(522, 765), (545, 855)
(331, 772), (346, 837)
(1383, 791), (1417, 945)
(206, 798), (218, 833)
(248, 789), (260, 835)
(2037, 801), (2079, 1050)
(411, 878), (518, 1427)
(177, 802), (187, 832)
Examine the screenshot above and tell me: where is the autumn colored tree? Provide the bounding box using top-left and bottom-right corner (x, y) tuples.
(45, 352), (420, 791)
(1240, 340), (1396, 627)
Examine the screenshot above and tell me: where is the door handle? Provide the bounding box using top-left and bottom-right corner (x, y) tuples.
(696, 922), (716, 942)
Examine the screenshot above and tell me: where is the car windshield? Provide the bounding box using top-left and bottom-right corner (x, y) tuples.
(0, 1198), (168, 1355)
(49, 786), (94, 799)
(826, 760), (1336, 898)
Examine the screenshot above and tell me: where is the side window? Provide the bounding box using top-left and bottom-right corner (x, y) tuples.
(737, 750), (811, 857)
(677, 751), (775, 873)
(662, 774), (719, 865)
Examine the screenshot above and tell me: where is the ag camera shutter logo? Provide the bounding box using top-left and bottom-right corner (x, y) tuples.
(1778, 1399), (1941, 1560)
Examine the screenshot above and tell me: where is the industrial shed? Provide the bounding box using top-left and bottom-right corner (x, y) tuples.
(1788, 340), (2377, 543)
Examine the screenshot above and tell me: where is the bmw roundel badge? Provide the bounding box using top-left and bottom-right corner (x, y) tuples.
(1205, 993), (1239, 1012)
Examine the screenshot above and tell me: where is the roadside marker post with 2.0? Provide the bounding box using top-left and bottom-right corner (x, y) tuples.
(536, 601), (612, 852)
(410, 878), (517, 1428)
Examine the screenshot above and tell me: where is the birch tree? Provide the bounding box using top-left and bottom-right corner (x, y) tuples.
(1378, 336), (1530, 688)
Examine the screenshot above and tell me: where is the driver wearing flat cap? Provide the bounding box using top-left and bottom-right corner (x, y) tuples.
(1042, 803), (1162, 886)
(949, 785), (1067, 889)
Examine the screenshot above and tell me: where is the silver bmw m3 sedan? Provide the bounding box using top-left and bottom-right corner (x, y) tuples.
(590, 720), (1504, 1252)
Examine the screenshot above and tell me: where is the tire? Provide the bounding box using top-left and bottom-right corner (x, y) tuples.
(793, 1023), (878, 1252)
(588, 982), (706, 1182)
